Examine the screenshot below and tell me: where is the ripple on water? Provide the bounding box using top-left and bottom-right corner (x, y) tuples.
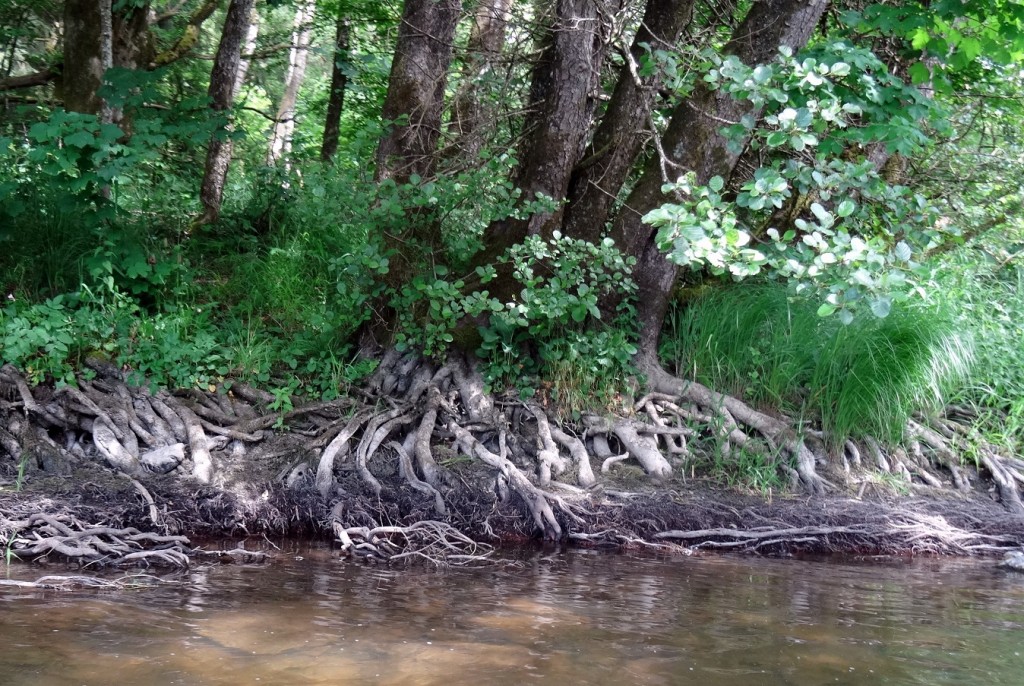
(1, 549), (1023, 685)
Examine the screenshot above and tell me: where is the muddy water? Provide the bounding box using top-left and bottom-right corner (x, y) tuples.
(2, 548), (1023, 686)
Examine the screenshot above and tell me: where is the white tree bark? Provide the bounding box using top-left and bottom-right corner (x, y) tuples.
(267, 0), (316, 166)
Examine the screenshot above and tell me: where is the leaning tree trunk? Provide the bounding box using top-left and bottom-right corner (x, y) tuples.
(320, 13), (351, 163)
(374, 0), (462, 185)
(561, 0), (696, 245)
(267, 0), (316, 166)
(197, 0), (257, 226)
(613, 0), (830, 367)
(482, 0), (620, 245)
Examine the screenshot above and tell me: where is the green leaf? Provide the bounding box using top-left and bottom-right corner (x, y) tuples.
(870, 297), (892, 318)
(910, 28), (930, 50)
(908, 62), (931, 85)
(836, 199), (856, 218)
(810, 203), (832, 225)
(708, 176), (725, 192)
(817, 303), (836, 317)
(895, 241), (912, 262)
(64, 131), (95, 148)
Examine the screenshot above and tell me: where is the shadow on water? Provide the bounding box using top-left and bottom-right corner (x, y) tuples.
(2, 547), (1023, 685)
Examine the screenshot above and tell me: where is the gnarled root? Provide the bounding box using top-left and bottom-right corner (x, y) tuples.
(447, 421), (564, 539)
(330, 503), (489, 565)
(1, 511), (194, 568)
(636, 355), (830, 493)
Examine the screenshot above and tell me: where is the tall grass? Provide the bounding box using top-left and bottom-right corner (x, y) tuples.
(660, 282), (974, 445)
(810, 310), (973, 443)
(939, 250), (1024, 453)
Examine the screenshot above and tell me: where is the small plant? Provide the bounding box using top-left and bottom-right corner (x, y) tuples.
(4, 531), (18, 566)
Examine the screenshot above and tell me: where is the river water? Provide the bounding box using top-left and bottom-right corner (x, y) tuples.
(1, 546), (1023, 685)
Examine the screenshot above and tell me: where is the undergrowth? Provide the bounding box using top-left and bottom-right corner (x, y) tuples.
(661, 282), (975, 446)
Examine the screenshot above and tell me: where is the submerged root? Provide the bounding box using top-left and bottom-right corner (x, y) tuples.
(0, 510), (194, 568)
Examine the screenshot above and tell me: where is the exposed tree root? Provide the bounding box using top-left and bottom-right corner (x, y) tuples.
(0, 573), (177, 590)
(2, 351), (1023, 563)
(330, 503), (491, 566)
(1, 509), (193, 567)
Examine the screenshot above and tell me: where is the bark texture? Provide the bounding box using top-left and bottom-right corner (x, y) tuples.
(448, 0), (511, 161)
(562, 0), (696, 244)
(484, 0), (620, 244)
(62, 0), (105, 114)
(320, 14), (351, 162)
(374, 0), (462, 184)
(198, 0), (257, 225)
(267, 0), (316, 166)
(614, 0), (830, 360)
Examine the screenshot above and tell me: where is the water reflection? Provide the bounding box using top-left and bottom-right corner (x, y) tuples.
(2, 548), (1023, 685)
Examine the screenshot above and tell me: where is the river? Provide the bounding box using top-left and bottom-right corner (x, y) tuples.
(1, 546), (1022, 685)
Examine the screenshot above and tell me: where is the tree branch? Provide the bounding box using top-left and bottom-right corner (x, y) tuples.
(149, 0), (223, 68)
(0, 68), (59, 91)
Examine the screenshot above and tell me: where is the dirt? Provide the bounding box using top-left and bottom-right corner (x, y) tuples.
(2, 358), (1023, 568)
(3, 442), (1022, 568)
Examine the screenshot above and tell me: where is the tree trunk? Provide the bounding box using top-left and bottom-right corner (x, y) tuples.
(614, 0), (830, 365)
(447, 0), (511, 162)
(112, 2), (153, 70)
(198, 0), (257, 225)
(374, 0), (462, 185)
(98, 0), (114, 124)
(229, 13), (259, 98)
(561, 0), (696, 245)
(62, 0), (105, 114)
(62, 1), (153, 115)
(483, 0), (620, 245)
(267, 0), (316, 166)
(320, 13), (351, 163)
(363, 0), (461, 347)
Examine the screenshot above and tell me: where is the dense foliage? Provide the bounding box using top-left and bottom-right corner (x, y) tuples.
(2, 0), (1023, 488)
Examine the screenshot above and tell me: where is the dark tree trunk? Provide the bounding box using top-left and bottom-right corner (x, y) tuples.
(62, 1), (153, 115)
(62, 0), (105, 114)
(320, 14), (351, 163)
(362, 0), (461, 348)
(483, 0), (620, 245)
(374, 0), (462, 185)
(448, 0), (511, 161)
(112, 2), (153, 70)
(198, 0), (257, 225)
(561, 0), (696, 245)
(612, 0), (830, 366)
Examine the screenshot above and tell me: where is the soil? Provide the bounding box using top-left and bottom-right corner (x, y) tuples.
(2, 358), (1023, 569)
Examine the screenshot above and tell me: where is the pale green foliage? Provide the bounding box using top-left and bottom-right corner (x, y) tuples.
(646, 42), (948, 322)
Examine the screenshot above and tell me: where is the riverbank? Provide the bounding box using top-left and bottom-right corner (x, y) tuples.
(3, 446), (1023, 567)
(3, 361), (1024, 568)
